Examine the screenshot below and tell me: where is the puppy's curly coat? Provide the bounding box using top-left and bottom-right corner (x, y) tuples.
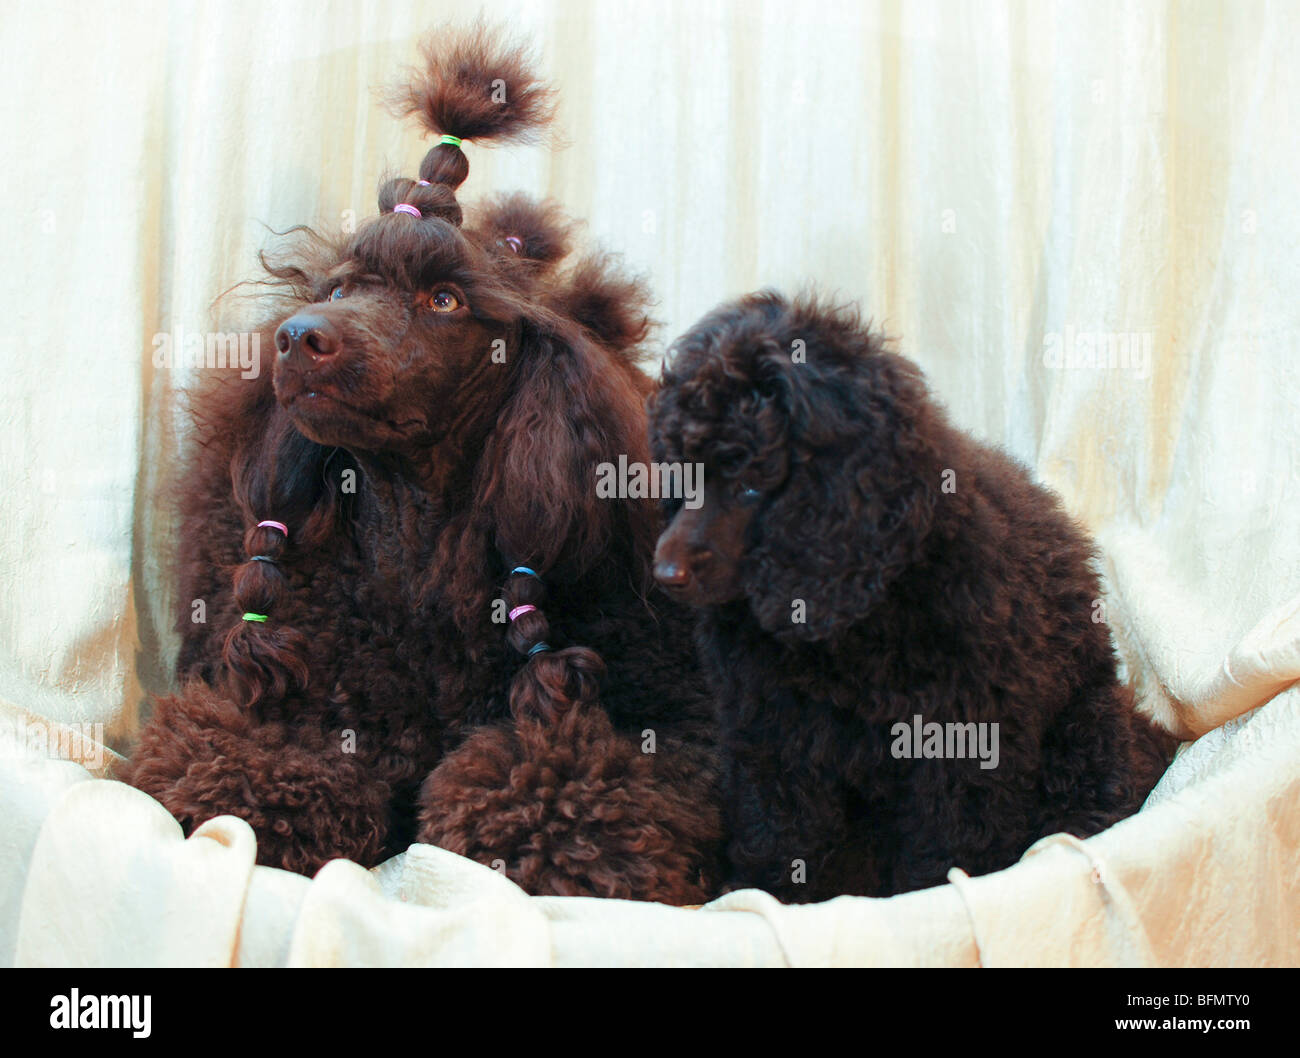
(650, 292), (1174, 901)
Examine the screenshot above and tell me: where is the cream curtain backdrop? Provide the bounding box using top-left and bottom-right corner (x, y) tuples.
(2, 0), (1298, 965)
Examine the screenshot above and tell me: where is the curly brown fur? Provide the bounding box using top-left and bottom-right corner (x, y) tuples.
(421, 704), (717, 902)
(648, 291), (1176, 902)
(118, 25), (722, 901)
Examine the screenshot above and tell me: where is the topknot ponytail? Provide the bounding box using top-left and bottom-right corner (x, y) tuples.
(417, 141), (470, 194)
(377, 23), (557, 236)
(387, 20), (558, 166)
(377, 176), (463, 226)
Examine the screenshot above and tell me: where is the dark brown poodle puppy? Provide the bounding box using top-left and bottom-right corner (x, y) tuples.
(648, 291), (1174, 902)
(119, 26), (722, 903)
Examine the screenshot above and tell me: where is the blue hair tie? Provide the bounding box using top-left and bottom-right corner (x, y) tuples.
(528, 642), (552, 656)
(511, 566), (539, 578)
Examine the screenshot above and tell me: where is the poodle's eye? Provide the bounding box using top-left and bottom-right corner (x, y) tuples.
(428, 290), (461, 313)
(328, 286), (345, 302)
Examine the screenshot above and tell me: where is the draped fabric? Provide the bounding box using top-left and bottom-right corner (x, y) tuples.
(2, 0), (1297, 965)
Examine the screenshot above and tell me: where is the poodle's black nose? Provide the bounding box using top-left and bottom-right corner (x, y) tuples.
(653, 559), (690, 587)
(275, 314), (338, 362)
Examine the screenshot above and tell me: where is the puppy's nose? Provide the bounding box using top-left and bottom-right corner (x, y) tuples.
(653, 559), (691, 587)
(275, 313), (338, 362)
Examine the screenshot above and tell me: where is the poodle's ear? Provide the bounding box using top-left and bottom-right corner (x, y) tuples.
(475, 319), (656, 582)
(744, 351), (942, 641)
(751, 338), (819, 437)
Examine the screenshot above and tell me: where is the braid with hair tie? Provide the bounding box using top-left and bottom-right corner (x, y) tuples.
(379, 132), (472, 226)
(419, 136), (469, 191)
(220, 518), (310, 708)
(500, 565), (604, 722)
(378, 175), (463, 226)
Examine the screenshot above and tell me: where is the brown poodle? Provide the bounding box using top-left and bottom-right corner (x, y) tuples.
(649, 291), (1175, 902)
(119, 25), (723, 903)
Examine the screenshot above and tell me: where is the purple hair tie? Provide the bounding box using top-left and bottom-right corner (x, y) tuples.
(393, 203), (421, 218)
(416, 179), (432, 187)
(504, 235), (523, 254)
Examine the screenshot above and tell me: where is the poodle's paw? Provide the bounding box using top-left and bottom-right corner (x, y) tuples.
(417, 705), (719, 904)
(120, 683), (390, 876)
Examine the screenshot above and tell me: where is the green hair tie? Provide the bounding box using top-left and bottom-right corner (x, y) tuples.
(439, 134), (463, 148)
(242, 612), (268, 623)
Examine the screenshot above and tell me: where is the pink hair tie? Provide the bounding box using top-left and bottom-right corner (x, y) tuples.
(393, 203), (421, 218)
(508, 604), (536, 622)
(504, 235), (523, 254)
(416, 179), (432, 186)
(257, 520), (289, 538)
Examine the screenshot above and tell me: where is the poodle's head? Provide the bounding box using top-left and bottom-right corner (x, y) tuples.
(271, 194), (650, 458)
(272, 208), (509, 453)
(255, 23), (658, 571)
(265, 21), (565, 457)
(648, 292), (943, 641)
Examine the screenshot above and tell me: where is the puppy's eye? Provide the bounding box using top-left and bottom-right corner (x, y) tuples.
(736, 484), (763, 504)
(428, 290), (461, 312)
(328, 286), (345, 301)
